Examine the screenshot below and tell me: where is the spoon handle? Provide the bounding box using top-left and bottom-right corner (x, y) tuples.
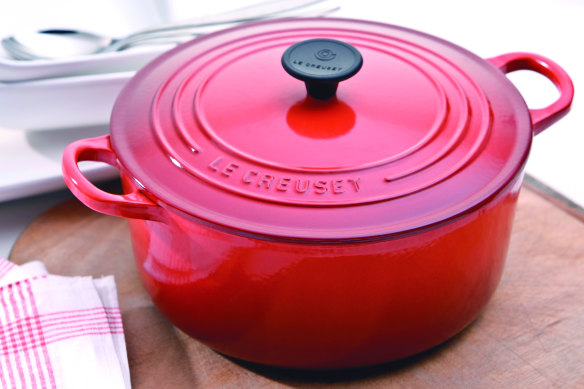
(104, 0), (330, 52)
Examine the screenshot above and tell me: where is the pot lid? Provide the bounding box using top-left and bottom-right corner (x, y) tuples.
(110, 17), (532, 241)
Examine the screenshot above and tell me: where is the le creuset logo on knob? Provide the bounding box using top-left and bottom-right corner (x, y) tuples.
(290, 59), (343, 72)
(315, 48), (336, 61)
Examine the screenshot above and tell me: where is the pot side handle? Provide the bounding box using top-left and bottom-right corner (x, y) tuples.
(62, 135), (166, 222)
(487, 52), (574, 135)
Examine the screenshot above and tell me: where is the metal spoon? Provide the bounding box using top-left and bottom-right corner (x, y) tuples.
(2, 0), (338, 61)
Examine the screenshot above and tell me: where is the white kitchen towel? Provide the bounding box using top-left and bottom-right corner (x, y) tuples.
(0, 257), (130, 389)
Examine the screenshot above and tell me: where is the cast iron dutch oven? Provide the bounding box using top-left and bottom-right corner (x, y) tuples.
(62, 18), (573, 368)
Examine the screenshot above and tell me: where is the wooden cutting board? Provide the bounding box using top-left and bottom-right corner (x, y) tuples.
(9, 183), (584, 388)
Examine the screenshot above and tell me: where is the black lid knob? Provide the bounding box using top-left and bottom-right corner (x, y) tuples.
(282, 38), (363, 100)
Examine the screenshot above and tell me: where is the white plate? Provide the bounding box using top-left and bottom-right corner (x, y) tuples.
(0, 71), (133, 130)
(0, 45), (168, 82)
(0, 124), (117, 202)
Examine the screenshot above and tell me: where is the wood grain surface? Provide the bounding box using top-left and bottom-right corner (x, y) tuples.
(9, 185), (584, 388)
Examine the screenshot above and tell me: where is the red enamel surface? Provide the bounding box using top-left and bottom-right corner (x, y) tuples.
(123, 173), (521, 368)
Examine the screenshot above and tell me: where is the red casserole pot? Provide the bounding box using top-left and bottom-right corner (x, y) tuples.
(62, 18), (573, 369)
